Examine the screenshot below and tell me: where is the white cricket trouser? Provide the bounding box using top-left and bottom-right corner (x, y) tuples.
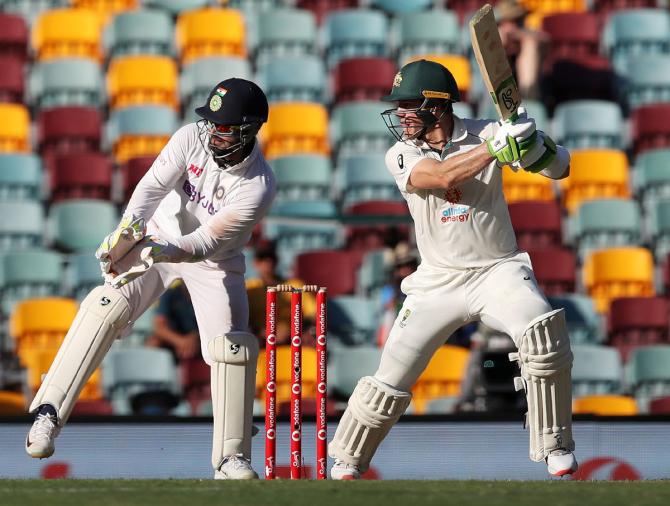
(117, 261), (248, 366)
(375, 250), (552, 390)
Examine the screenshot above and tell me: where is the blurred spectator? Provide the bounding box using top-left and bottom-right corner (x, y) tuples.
(246, 240), (316, 347)
(495, 0), (547, 100)
(145, 281), (201, 363)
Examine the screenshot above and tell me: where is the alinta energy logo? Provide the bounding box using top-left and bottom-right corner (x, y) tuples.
(570, 457), (641, 481)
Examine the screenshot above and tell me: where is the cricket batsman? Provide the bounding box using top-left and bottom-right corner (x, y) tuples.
(25, 78), (276, 480)
(328, 60), (577, 479)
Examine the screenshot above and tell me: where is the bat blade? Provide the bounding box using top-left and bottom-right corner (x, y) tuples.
(469, 3), (521, 121)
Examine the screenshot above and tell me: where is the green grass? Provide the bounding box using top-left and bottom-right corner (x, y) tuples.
(1, 480), (670, 506)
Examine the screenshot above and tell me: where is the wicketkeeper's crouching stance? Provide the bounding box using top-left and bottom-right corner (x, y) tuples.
(328, 59), (577, 479)
(25, 78), (276, 480)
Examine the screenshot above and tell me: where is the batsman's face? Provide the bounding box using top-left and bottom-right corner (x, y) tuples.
(395, 100), (425, 138)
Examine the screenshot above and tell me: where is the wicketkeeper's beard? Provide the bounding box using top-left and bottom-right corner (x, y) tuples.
(208, 138), (245, 168)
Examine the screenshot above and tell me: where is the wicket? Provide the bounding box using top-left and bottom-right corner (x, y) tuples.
(264, 284), (328, 480)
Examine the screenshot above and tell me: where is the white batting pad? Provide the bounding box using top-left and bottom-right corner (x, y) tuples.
(509, 309), (575, 462)
(208, 332), (258, 470)
(329, 376), (412, 472)
(29, 285), (131, 424)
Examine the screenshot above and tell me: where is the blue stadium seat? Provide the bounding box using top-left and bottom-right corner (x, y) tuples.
(28, 58), (104, 110)
(328, 295), (380, 345)
(0, 153), (42, 201)
(552, 100), (624, 150)
(270, 200), (337, 219)
(648, 200), (670, 261)
(397, 10), (461, 64)
(271, 154), (332, 202)
(356, 249), (388, 297)
(328, 345), (382, 397)
(50, 199), (118, 253)
(253, 7), (316, 68)
(633, 149), (670, 209)
(69, 251), (102, 301)
(0, 201), (43, 251)
(339, 152), (401, 207)
(628, 345), (670, 411)
(331, 101), (393, 158)
(572, 344), (623, 397)
(547, 294), (604, 345)
(258, 55), (326, 103)
(143, 0), (209, 15)
(325, 9), (388, 69)
(620, 54), (670, 110)
(372, 0), (432, 13)
(480, 99), (549, 132)
(104, 9), (174, 59)
(0, 0), (69, 26)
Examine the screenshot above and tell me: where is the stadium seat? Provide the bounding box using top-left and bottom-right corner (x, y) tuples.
(180, 56), (252, 121)
(144, 0), (209, 14)
(397, 10), (461, 65)
(356, 248), (387, 297)
(343, 201), (410, 252)
(330, 101), (392, 158)
(327, 295), (379, 344)
(405, 54), (471, 100)
(0, 103), (29, 153)
(628, 345), (670, 410)
(547, 293), (604, 345)
(69, 251), (103, 301)
(583, 247), (655, 313)
(609, 296), (669, 361)
(0, 13), (28, 62)
(480, 100), (549, 131)
(371, 0), (431, 13)
(71, 0), (138, 22)
(333, 57), (396, 105)
(105, 105), (178, 163)
(256, 346), (317, 405)
(339, 152), (401, 207)
(649, 396), (670, 414)
(36, 106), (102, 161)
(258, 55), (326, 103)
(568, 198), (641, 260)
(70, 398), (113, 416)
(327, 345), (381, 397)
(50, 152), (113, 202)
(50, 199), (118, 252)
(508, 200), (562, 251)
(0, 248), (63, 314)
(271, 154), (332, 203)
(602, 8), (670, 73)
(107, 55), (178, 110)
(648, 200), (670, 260)
(621, 54), (670, 111)
(0, 55), (24, 103)
(572, 344), (623, 397)
(28, 57), (103, 110)
(121, 156), (155, 200)
(296, 0), (358, 24)
(501, 166), (555, 203)
(541, 12), (601, 64)
(527, 248), (576, 296)
(0, 201), (43, 251)
(631, 103), (670, 155)
(175, 7), (246, 64)
(104, 8), (174, 59)
(412, 345), (470, 414)
(32, 8), (104, 62)
(254, 8), (316, 68)
(559, 149), (630, 214)
(270, 200), (337, 219)
(552, 100), (624, 150)
(0, 390), (26, 415)
(295, 250), (359, 297)
(633, 148), (670, 209)
(573, 394), (638, 415)
(324, 9), (388, 69)
(0, 153), (42, 201)
(179, 357), (210, 415)
(262, 102), (329, 160)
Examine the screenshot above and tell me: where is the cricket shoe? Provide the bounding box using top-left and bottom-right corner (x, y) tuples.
(546, 449), (578, 477)
(330, 459), (361, 480)
(26, 409), (60, 459)
(214, 454), (258, 480)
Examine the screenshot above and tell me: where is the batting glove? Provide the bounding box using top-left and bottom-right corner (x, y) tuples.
(510, 131), (558, 173)
(486, 107), (537, 166)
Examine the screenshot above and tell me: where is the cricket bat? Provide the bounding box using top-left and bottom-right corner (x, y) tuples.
(469, 3), (521, 121)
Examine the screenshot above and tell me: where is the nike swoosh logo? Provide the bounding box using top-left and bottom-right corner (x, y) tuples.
(523, 276), (530, 280)
(26, 436), (33, 447)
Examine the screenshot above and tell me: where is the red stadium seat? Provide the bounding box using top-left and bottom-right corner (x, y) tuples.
(295, 250), (360, 296)
(508, 200), (563, 251)
(527, 248), (577, 296)
(333, 57), (397, 104)
(0, 13), (28, 62)
(631, 104), (670, 156)
(296, 0), (359, 24)
(50, 152), (113, 202)
(447, 0), (492, 24)
(70, 399), (114, 416)
(181, 357), (210, 415)
(542, 12), (601, 64)
(343, 200), (410, 252)
(37, 107), (102, 163)
(121, 156), (155, 200)
(592, 0), (657, 15)
(609, 296), (670, 361)
(0, 56), (24, 103)
(649, 396), (670, 414)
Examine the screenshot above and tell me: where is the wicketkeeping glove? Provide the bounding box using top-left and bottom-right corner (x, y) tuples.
(104, 235), (176, 288)
(96, 213), (146, 275)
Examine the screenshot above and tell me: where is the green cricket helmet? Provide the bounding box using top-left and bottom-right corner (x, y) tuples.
(381, 59), (460, 142)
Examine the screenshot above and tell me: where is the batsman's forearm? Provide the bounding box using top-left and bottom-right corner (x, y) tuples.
(438, 143), (494, 189)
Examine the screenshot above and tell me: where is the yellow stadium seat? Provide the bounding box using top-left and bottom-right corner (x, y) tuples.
(72, 0), (139, 22)
(405, 54), (471, 99)
(262, 102), (330, 160)
(10, 298), (102, 399)
(113, 136), (170, 164)
(256, 346), (318, 405)
(411, 345), (470, 414)
(0, 390), (26, 415)
(107, 55), (178, 110)
(559, 149), (630, 213)
(32, 8), (104, 62)
(0, 103), (30, 153)
(573, 395), (638, 415)
(520, 0), (586, 13)
(583, 247), (655, 313)
(502, 165), (555, 203)
(175, 8), (245, 64)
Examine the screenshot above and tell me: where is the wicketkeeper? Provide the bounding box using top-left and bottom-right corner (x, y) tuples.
(329, 60), (577, 479)
(25, 78), (276, 480)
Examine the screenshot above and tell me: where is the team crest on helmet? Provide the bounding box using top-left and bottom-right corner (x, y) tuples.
(393, 72), (403, 87)
(209, 94), (222, 111)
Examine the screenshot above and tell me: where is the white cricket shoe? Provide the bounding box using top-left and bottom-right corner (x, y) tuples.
(330, 459), (361, 480)
(546, 449), (578, 477)
(214, 454), (258, 480)
(25, 413), (60, 459)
